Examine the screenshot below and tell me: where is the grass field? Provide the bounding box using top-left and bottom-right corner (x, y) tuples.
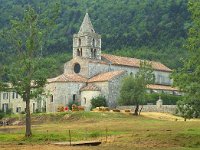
(0, 111), (200, 150)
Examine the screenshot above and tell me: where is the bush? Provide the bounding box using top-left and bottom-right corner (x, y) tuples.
(0, 110), (5, 119)
(145, 93), (183, 105)
(91, 96), (107, 109)
(68, 101), (79, 110)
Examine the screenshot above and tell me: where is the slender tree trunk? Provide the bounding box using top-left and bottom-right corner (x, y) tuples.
(25, 91), (32, 137)
(139, 105), (143, 115)
(134, 104), (139, 115)
(184, 118), (187, 122)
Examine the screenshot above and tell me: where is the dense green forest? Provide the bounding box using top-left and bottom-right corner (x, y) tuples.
(0, 0), (190, 74)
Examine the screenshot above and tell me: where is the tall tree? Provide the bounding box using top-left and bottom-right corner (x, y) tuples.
(1, 4), (59, 137)
(172, 0), (200, 118)
(119, 61), (155, 115)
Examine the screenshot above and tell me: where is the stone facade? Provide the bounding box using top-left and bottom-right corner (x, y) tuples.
(88, 62), (110, 78)
(44, 12), (177, 112)
(107, 72), (127, 107)
(107, 64), (172, 85)
(45, 81), (86, 112)
(81, 90), (101, 111)
(64, 57), (90, 78)
(0, 91), (37, 113)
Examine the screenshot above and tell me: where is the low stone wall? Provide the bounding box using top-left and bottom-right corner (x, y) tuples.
(117, 105), (177, 114)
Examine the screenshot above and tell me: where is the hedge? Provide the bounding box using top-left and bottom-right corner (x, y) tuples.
(145, 93), (183, 105)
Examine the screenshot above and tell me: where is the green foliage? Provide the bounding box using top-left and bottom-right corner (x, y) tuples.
(145, 93), (183, 105)
(0, 0), (190, 69)
(68, 101), (79, 110)
(177, 101), (195, 121)
(0, 109), (13, 119)
(119, 61), (155, 115)
(91, 96), (107, 109)
(172, 0), (200, 118)
(0, 110), (5, 119)
(0, 5), (60, 137)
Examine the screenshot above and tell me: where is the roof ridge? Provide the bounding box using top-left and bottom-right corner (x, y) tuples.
(88, 70), (126, 83)
(102, 53), (172, 72)
(80, 84), (101, 91)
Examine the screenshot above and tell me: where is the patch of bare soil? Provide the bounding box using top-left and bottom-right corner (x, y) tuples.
(0, 144), (91, 150)
(141, 112), (199, 121)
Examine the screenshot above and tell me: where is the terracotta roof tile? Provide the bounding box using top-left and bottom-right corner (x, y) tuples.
(88, 70), (126, 83)
(80, 84), (100, 91)
(47, 73), (87, 83)
(147, 84), (178, 91)
(102, 54), (172, 72)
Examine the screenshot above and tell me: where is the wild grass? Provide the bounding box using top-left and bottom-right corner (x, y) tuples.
(0, 111), (200, 150)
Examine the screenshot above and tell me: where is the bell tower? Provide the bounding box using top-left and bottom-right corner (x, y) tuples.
(73, 13), (101, 60)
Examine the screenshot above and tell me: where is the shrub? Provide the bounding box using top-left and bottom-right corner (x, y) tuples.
(91, 96), (107, 109)
(68, 101), (79, 110)
(145, 93), (183, 105)
(0, 110), (5, 119)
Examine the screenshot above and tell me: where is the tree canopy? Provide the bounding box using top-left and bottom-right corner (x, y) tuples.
(0, 4), (60, 137)
(119, 61), (155, 115)
(172, 0), (200, 118)
(0, 0), (191, 71)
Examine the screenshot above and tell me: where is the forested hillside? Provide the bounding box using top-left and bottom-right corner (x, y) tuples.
(0, 0), (190, 72)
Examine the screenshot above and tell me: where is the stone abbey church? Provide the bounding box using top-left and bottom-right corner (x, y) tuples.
(45, 13), (177, 112)
(0, 13), (178, 113)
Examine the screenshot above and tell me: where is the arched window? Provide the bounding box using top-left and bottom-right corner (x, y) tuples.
(80, 48), (82, 56)
(94, 49), (97, 58)
(74, 63), (81, 73)
(78, 38), (81, 46)
(77, 49), (80, 56)
(50, 95), (53, 103)
(84, 97), (86, 104)
(92, 39), (95, 47)
(91, 49), (93, 58)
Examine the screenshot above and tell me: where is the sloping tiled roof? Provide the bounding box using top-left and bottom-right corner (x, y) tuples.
(102, 54), (172, 72)
(47, 73), (87, 83)
(147, 84), (178, 91)
(88, 70), (126, 83)
(80, 84), (100, 91)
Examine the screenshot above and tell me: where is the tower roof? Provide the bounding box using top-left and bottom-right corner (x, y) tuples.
(79, 13), (95, 33)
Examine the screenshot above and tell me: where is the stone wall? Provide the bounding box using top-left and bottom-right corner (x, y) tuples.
(45, 82), (86, 112)
(81, 90), (101, 111)
(64, 57), (89, 78)
(92, 82), (109, 105)
(117, 105), (177, 114)
(108, 64), (172, 85)
(90, 71), (127, 108)
(108, 72), (127, 108)
(88, 62), (110, 78)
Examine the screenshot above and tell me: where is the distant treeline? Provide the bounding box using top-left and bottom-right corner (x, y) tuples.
(0, 0), (190, 72)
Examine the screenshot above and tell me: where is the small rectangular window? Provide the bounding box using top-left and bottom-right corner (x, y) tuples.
(3, 93), (8, 99)
(2, 103), (8, 112)
(50, 95), (53, 102)
(33, 103), (35, 113)
(73, 94), (76, 102)
(16, 93), (18, 99)
(12, 92), (15, 99)
(16, 107), (21, 113)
